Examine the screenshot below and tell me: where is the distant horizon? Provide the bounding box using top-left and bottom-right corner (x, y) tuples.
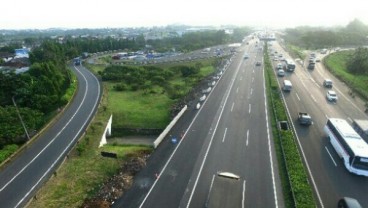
(1, 0), (367, 30)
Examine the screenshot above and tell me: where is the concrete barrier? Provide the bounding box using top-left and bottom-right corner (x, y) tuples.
(153, 105), (187, 148)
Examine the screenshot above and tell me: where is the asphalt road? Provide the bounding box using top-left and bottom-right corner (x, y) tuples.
(271, 41), (368, 207)
(114, 38), (284, 207)
(0, 64), (101, 207)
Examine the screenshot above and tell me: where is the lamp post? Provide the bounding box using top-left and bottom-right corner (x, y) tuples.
(12, 96), (30, 140)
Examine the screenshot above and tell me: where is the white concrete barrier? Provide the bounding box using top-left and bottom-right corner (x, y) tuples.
(199, 94), (206, 102)
(99, 114), (112, 147)
(153, 105), (187, 148)
(196, 103), (201, 109)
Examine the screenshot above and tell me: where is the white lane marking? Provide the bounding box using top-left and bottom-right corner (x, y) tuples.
(262, 63), (279, 208)
(246, 130), (249, 146)
(186, 51), (243, 208)
(249, 104), (251, 114)
(325, 114), (329, 120)
(240, 76), (243, 81)
(325, 146), (337, 166)
(236, 87), (239, 94)
(231, 102), (235, 112)
(205, 174), (216, 206)
(242, 180), (246, 208)
(14, 65), (101, 207)
(250, 88), (253, 95)
(222, 128), (228, 143)
(252, 77), (254, 83)
(311, 95), (317, 103)
(295, 92), (301, 101)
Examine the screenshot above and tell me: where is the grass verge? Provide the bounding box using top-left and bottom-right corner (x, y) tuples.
(324, 50), (368, 101)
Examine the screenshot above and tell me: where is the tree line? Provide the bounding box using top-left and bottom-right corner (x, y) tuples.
(283, 19), (368, 49)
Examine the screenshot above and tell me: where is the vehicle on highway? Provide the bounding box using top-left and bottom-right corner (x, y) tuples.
(337, 197), (362, 208)
(282, 80), (292, 92)
(326, 90), (338, 102)
(205, 171), (242, 208)
(256, 61), (262, 66)
(324, 118), (368, 177)
(243, 53), (249, 59)
(323, 79), (333, 88)
(284, 59), (296, 72)
(298, 112), (312, 126)
(276, 62), (283, 70)
(277, 69), (285, 77)
(307, 62), (315, 70)
(352, 119), (368, 142)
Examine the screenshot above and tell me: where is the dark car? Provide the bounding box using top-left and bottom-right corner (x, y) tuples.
(256, 61), (262, 66)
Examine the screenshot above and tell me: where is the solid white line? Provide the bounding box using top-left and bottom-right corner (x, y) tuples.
(186, 52), (243, 208)
(262, 64), (278, 208)
(295, 92), (301, 101)
(246, 130), (249, 146)
(222, 128), (228, 143)
(242, 180), (246, 208)
(14, 65), (101, 207)
(231, 102), (235, 112)
(325, 146), (337, 167)
(249, 104), (251, 114)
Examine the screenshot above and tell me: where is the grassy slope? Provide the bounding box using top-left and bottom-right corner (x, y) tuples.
(324, 51), (368, 101)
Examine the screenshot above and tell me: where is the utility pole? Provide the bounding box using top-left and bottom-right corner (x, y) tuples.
(12, 96), (30, 140)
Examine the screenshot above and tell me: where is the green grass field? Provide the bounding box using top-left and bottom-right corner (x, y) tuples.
(324, 50), (368, 101)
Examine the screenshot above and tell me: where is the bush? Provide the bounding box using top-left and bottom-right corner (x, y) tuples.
(0, 144), (18, 163)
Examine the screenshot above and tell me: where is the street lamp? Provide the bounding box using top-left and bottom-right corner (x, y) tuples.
(12, 95), (30, 140)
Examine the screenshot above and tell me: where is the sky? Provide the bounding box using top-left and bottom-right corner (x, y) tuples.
(1, 0), (368, 29)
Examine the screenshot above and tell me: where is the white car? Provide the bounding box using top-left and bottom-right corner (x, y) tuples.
(326, 90), (338, 102)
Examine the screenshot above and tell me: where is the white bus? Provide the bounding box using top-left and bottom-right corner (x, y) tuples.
(324, 118), (368, 176)
(284, 59), (296, 72)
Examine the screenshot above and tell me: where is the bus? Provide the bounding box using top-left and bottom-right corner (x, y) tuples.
(324, 118), (368, 176)
(284, 59), (296, 72)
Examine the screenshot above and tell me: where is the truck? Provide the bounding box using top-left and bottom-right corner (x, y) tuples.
(298, 112), (312, 126)
(74, 57), (81, 65)
(205, 172), (242, 208)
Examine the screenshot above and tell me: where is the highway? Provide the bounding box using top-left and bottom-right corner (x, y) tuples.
(115, 38), (284, 207)
(271, 41), (368, 207)
(0, 64), (101, 207)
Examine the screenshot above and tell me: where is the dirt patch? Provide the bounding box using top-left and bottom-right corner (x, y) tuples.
(81, 150), (151, 208)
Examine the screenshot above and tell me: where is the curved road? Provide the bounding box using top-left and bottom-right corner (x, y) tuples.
(0, 64), (101, 207)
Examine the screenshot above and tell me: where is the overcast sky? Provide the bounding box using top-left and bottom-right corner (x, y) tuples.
(1, 0), (367, 29)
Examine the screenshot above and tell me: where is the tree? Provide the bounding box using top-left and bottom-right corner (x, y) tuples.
(347, 47), (368, 74)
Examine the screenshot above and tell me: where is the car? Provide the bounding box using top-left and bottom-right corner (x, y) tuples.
(277, 69), (285, 77)
(273, 57), (278, 61)
(298, 112), (312, 126)
(256, 61), (262, 66)
(276, 63), (283, 69)
(337, 197), (362, 208)
(327, 90), (338, 102)
(323, 79), (333, 88)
